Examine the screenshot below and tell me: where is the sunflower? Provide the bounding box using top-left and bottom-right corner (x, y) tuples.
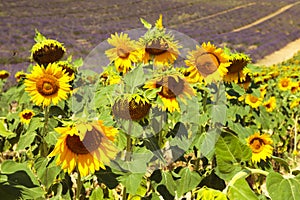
(15, 71), (26, 82)
(0, 70), (10, 79)
(57, 60), (76, 81)
(24, 63), (71, 107)
(31, 31), (66, 66)
(290, 82), (299, 94)
(19, 109), (35, 124)
(224, 52), (251, 83)
(247, 133), (273, 164)
(48, 120), (118, 177)
(99, 66), (122, 86)
(139, 15), (181, 67)
(112, 94), (151, 121)
(144, 74), (194, 112)
(263, 97), (276, 112)
(237, 73), (252, 90)
(105, 33), (140, 74)
(278, 77), (291, 91)
(185, 42), (231, 83)
(245, 94), (262, 109)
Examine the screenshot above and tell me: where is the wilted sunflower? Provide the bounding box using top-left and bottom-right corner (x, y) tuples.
(278, 77), (291, 91)
(185, 42), (230, 83)
(31, 31), (66, 66)
(245, 94), (262, 109)
(144, 74), (194, 112)
(247, 133), (273, 164)
(263, 97), (276, 112)
(105, 33), (140, 74)
(224, 53), (251, 83)
(139, 15), (181, 67)
(24, 63), (71, 107)
(112, 94), (151, 121)
(48, 120), (118, 177)
(15, 71), (26, 82)
(0, 70), (10, 79)
(19, 109), (35, 124)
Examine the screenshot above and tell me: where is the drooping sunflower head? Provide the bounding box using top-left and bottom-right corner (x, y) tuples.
(99, 66), (122, 86)
(278, 77), (291, 91)
(112, 94), (151, 121)
(247, 132), (273, 164)
(185, 42), (231, 83)
(48, 120), (118, 177)
(24, 63), (71, 107)
(57, 60), (77, 81)
(263, 97), (276, 112)
(105, 32), (141, 74)
(31, 31), (66, 66)
(19, 109), (35, 124)
(224, 52), (251, 83)
(245, 94), (262, 109)
(0, 70), (10, 80)
(15, 71), (26, 83)
(144, 73), (194, 112)
(139, 15), (181, 67)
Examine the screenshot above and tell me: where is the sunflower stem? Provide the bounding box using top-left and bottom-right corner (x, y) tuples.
(293, 115), (298, 165)
(75, 167), (83, 200)
(125, 121), (133, 161)
(40, 106), (50, 157)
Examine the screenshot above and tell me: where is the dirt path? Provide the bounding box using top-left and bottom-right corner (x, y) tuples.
(255, 38), (300, 66)
(231, 1), (300, 33)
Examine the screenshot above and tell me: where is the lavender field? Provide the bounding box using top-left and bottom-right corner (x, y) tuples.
(1, 0), (300, 80)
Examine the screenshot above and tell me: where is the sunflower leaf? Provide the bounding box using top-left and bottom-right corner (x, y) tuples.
(228, 178), (259, 200)
(140, 18), (152, 29)
(34, 29), (47, 43)
(266, 172), (300, 200)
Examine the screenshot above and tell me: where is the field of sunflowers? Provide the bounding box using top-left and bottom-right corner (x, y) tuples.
(1, 7), (300, 200)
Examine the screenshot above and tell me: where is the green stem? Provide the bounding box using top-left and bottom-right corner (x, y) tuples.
(40, 106), (50, 157)
(125, 121), (133, 161)
(223, 168), (269, 194)
(76, 167), (83, 200)
(293, 115), (298, 164)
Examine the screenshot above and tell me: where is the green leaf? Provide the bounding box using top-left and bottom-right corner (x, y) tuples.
(160, 171), (177, 196)
(215, 133), (252, 181)
(140, 18), (152, 29)
(266, 172), (300, 200)
(34, 157), (61, 189)
(90, 187), (104, 200)
(1, 160), (40, 186)
(193, 186), (227, 200)
(176, 168), (202, 198)
(117, 173), (144, 195)
(27, 118), (44, 133)
(123, 66), (145, 92)
(0, 120), (15, 138)
(228, 178), (259, 200)
(200, 129), (220, 159)
(16, 131), (36, 150)
(34, 29), (47, 43)
(44, 131), (60, 146)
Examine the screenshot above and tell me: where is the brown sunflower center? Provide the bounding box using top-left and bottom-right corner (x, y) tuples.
(117, 48), (130, 59)
(66, 127), (103, 154)
(60, 65), (75, 77)
(0, 72), (9, 79)
(33, 44), (65, 65)
(265, 103), (271, 109)
(112, 98), (151, 121)
(156, 76), (185, 99)
(36, 75), (59, 96)
(249, 95), (259, 103)
(145, 40), (168, 55)
(228, 59), (248, 73)
(281, 80), (289, 87)
(195, 52), (220, 77)
(250, 138), (265, 153)
(22, 112), (33, 120)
